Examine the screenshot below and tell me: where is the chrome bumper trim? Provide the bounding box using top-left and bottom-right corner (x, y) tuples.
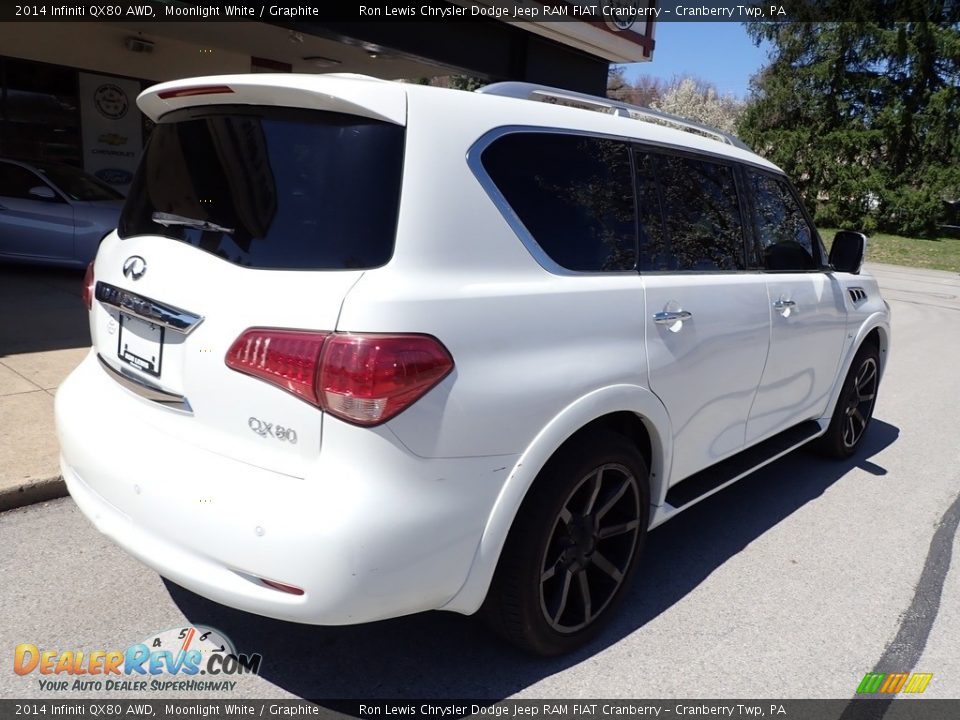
(95, 281), (203, 335)
(97, 354), (192, 413)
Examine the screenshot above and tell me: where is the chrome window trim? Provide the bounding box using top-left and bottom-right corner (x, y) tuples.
(97, 354), (192, 413)
(466, 125), (785, 278)
(95, 281), (203, 335)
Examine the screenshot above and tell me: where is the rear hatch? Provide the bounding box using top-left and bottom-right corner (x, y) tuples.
(89, 76), (406, 477)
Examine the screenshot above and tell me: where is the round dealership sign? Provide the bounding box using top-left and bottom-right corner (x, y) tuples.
(94, 83), (129, 119)
(602, 0), (641, 31)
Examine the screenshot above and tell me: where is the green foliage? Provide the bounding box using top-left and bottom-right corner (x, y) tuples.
(739, 9), (960, 237)
(447, 75), (485, 92)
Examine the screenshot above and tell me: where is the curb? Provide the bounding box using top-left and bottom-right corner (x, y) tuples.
(0, 475), (68, 512)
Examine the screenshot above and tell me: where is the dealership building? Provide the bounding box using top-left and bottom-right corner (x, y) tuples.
(0, 8), (654, 191)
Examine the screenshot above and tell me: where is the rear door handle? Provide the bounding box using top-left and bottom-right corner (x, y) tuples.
(653, 310), (692, 325)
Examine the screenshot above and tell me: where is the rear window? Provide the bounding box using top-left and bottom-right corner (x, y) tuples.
(119, 107), (404, 270)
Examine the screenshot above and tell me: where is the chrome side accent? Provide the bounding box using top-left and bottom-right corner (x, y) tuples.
(653, 310), (692, 324)
(95, 282), (203, 335)
(848, 287), (868, 304)
(97, 354), (192, 413)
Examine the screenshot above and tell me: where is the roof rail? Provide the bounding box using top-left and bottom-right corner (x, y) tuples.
(475, 81), (751, 151)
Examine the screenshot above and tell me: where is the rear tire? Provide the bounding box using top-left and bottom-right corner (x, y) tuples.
(816, 343), (881, 459)
(481, 430), (649, 656)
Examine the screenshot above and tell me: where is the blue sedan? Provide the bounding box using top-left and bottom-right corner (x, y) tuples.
(0, 158), (125, 268)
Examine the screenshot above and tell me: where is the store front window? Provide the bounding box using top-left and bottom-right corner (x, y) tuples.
(0, 56), (82, 166)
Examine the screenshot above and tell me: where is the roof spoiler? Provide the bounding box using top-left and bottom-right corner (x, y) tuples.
(138, 73), (406, 125)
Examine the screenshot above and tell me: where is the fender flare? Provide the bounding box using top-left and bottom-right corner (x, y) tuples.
(441, 383), (672, 615)
(820, 313), (891, 423)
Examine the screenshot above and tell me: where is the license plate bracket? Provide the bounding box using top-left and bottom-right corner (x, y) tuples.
(117, 313), (164, 377)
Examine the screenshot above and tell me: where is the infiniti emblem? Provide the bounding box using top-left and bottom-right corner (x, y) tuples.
(122, 255), (147, 280)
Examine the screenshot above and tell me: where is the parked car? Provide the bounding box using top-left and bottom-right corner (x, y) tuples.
(0, 158), (124, 268)
(56, 74), (891, 656)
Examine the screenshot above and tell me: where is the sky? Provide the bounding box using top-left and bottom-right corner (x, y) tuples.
(619, 23), (772, 99)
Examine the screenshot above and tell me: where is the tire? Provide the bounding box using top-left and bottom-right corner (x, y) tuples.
(481, 429), (650, 656)
(815, 342), (881, 459)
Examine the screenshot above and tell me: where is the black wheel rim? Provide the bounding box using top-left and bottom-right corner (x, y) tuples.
(539, 462), (641, 634)
(843, 357), (878, 449)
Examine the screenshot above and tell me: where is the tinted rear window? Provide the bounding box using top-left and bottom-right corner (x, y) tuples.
(119, 107), (404, 270)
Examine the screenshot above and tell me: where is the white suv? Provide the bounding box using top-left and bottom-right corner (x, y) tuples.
(56, 73), (890, 656)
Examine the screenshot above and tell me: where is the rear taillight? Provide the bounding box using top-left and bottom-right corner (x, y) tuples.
(81, 262), (95, 310)
(225, 329), (453, 426)
(319, 334), (454, 425)
(225, 329), (329, 405)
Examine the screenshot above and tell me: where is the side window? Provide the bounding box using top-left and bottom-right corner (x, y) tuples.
(0, 163), (47, 200)
(480, 133), (637, 272)
(650, 154), (745, 271)
(634, 151), (671, 271)
(749, 172), (817, 271)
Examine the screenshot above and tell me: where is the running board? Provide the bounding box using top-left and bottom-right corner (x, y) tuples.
(650, 420), (823, 528)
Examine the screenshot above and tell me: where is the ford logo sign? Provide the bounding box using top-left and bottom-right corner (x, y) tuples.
(95, 168), (133, 185)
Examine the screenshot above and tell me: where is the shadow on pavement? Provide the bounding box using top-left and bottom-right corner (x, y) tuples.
(0, 263), (89, 355)
(167, 420), (900, 701)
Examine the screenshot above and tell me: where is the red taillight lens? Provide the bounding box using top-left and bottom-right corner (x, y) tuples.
(225, 329), (330, 405)
(81, 262), (95, 310)
(319, 334), (454, 426)
(225, 329), (454, 426)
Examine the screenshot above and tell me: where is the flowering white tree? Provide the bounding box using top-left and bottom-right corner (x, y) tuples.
(651, 77), (745, 136)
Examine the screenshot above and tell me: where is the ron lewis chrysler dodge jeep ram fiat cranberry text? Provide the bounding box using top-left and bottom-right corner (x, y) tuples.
(56, 74), (890, 656)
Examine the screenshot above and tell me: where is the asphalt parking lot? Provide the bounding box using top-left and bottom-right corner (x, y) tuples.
(1, 262), (958, 702)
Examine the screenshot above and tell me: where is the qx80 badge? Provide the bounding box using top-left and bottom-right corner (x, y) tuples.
(249, 417), (298, 444)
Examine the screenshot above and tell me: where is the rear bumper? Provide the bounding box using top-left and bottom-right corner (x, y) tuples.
(56, 351), (514, 625)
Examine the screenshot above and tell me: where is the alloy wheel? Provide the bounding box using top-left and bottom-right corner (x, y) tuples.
(842, 357), (878, 448)
(539, 463), (642, 633)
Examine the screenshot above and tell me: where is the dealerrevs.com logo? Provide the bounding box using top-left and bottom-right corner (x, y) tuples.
(14, 626), (262, 692)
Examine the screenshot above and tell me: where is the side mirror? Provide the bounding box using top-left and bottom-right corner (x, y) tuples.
(28, 186), (58, 201)
(829, 230), (867, 274)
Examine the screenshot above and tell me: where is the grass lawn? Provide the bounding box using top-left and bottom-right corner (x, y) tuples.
(820, 228), (960, 273)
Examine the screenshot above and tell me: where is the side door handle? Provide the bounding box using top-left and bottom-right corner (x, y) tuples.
(653, 310), (692, 325)
(773, 298), (796, 316)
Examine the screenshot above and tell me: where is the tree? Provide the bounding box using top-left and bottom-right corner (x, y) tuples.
(606, 66), (632, 101)
(739, 13), (960, 236)
(607, 67), (666, 106)
(651, 77), (745, 136)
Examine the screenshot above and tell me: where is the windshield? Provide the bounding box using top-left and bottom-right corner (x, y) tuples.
(118, 106), (405, 270)
(33, 163), (124, 202)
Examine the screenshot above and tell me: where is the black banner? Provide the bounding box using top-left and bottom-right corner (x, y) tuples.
(2, 0), (958, 23)
(2, 700), (960, 720)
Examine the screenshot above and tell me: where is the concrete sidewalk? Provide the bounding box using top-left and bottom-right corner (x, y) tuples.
(0, 264), (89, 511)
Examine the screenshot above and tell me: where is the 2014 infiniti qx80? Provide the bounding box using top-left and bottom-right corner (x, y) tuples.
(56, 74), (890, 655)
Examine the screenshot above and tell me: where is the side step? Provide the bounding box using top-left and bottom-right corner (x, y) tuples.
(652, 420), (822, 527)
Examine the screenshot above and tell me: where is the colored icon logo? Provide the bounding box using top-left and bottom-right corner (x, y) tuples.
(856, 672), (933, 694)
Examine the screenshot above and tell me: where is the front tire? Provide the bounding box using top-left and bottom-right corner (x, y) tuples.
(816, 342), (881, 458)
(482, 430), (650, 656)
